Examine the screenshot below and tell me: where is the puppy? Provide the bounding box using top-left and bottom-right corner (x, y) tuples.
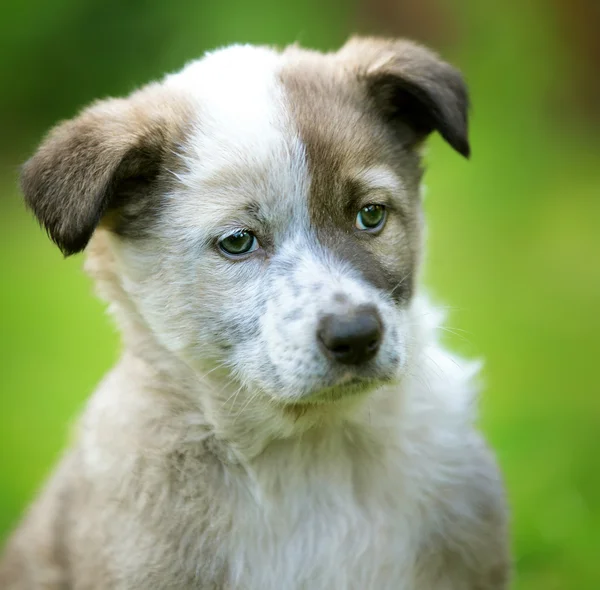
(0, 37), (510, 589)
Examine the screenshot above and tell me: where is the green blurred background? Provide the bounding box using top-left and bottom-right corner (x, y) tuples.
(1, 0), (599, 587)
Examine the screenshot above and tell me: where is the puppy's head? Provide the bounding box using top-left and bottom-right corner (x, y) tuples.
(22, 38), (468, 425)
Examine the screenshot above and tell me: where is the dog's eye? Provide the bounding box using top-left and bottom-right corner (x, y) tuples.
(219, 230), (259, 257)
(355, 204), (386, 232)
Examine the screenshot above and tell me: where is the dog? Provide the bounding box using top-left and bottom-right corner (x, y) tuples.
(0, 37), (510, 589)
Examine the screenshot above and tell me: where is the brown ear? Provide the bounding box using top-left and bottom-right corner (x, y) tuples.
(340, 37), (470, 158)
(21, 86), (189, 256)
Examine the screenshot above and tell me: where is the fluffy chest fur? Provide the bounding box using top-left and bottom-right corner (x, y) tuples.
(85, 388), (425, 590)
(224, 430), (419, 590)
(71, 315), (489, 590)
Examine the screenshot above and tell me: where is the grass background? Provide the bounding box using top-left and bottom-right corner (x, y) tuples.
(1, 1), (599, 588)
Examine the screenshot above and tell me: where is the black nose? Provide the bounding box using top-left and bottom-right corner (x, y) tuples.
(317, 305), (383, 365)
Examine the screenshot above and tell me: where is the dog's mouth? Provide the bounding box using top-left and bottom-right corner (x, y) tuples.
(288, 372), (393, 407)
(276, 376), (393, 423)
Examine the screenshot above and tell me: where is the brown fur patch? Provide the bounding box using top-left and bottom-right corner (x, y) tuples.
(279, 44), (425, 302)
(279, 39), (469, 303)
(20, 84), (194, 256)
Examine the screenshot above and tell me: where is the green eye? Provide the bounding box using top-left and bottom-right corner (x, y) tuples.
(356, 204), (386, 231)
(219, 230), (259, 256)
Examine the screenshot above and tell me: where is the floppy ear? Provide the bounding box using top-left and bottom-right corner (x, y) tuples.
(21, 86), (188, 256)
(339, 37), (470, 158)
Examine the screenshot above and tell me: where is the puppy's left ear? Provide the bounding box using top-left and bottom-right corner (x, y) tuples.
(339, 37), (470, 158)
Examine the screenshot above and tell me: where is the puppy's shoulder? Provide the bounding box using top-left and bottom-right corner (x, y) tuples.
(414, 432), (511, 589)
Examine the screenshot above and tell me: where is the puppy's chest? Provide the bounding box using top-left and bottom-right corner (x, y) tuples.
(221, 444), (421, 590)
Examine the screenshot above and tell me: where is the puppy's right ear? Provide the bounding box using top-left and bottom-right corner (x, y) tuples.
(339, 37), (470, 158)
(21, 87), (190, 256)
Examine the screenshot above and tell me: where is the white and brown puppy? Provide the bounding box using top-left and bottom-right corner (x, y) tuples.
(0, 38), (510, 589)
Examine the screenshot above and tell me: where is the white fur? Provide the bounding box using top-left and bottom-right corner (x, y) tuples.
(354, 165), (407, 196)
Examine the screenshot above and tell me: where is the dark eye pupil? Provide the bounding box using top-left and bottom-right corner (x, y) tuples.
(220, 231), (254, 254)
(359, 205), (384, 228)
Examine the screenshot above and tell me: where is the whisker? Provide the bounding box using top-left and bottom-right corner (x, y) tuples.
(224, 382), (246, 414)
(165, 167), (185, 183)
(389, 274), (410, 297)
(437, 326), (473, 345)
(232, 389), (262, 426)
(201, 361), (230, 379)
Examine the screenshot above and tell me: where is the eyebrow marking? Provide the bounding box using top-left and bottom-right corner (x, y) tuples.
(242, 200), (264, 223)
(214, 201), (268, 237)
(352, 166), (405, 195)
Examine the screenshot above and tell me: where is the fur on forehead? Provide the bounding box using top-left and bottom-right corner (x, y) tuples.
(164, 45), (310, 235)
(20, 38), (469, 255)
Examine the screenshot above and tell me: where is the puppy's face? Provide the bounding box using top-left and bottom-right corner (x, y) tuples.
(21, 39), (468, 412)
